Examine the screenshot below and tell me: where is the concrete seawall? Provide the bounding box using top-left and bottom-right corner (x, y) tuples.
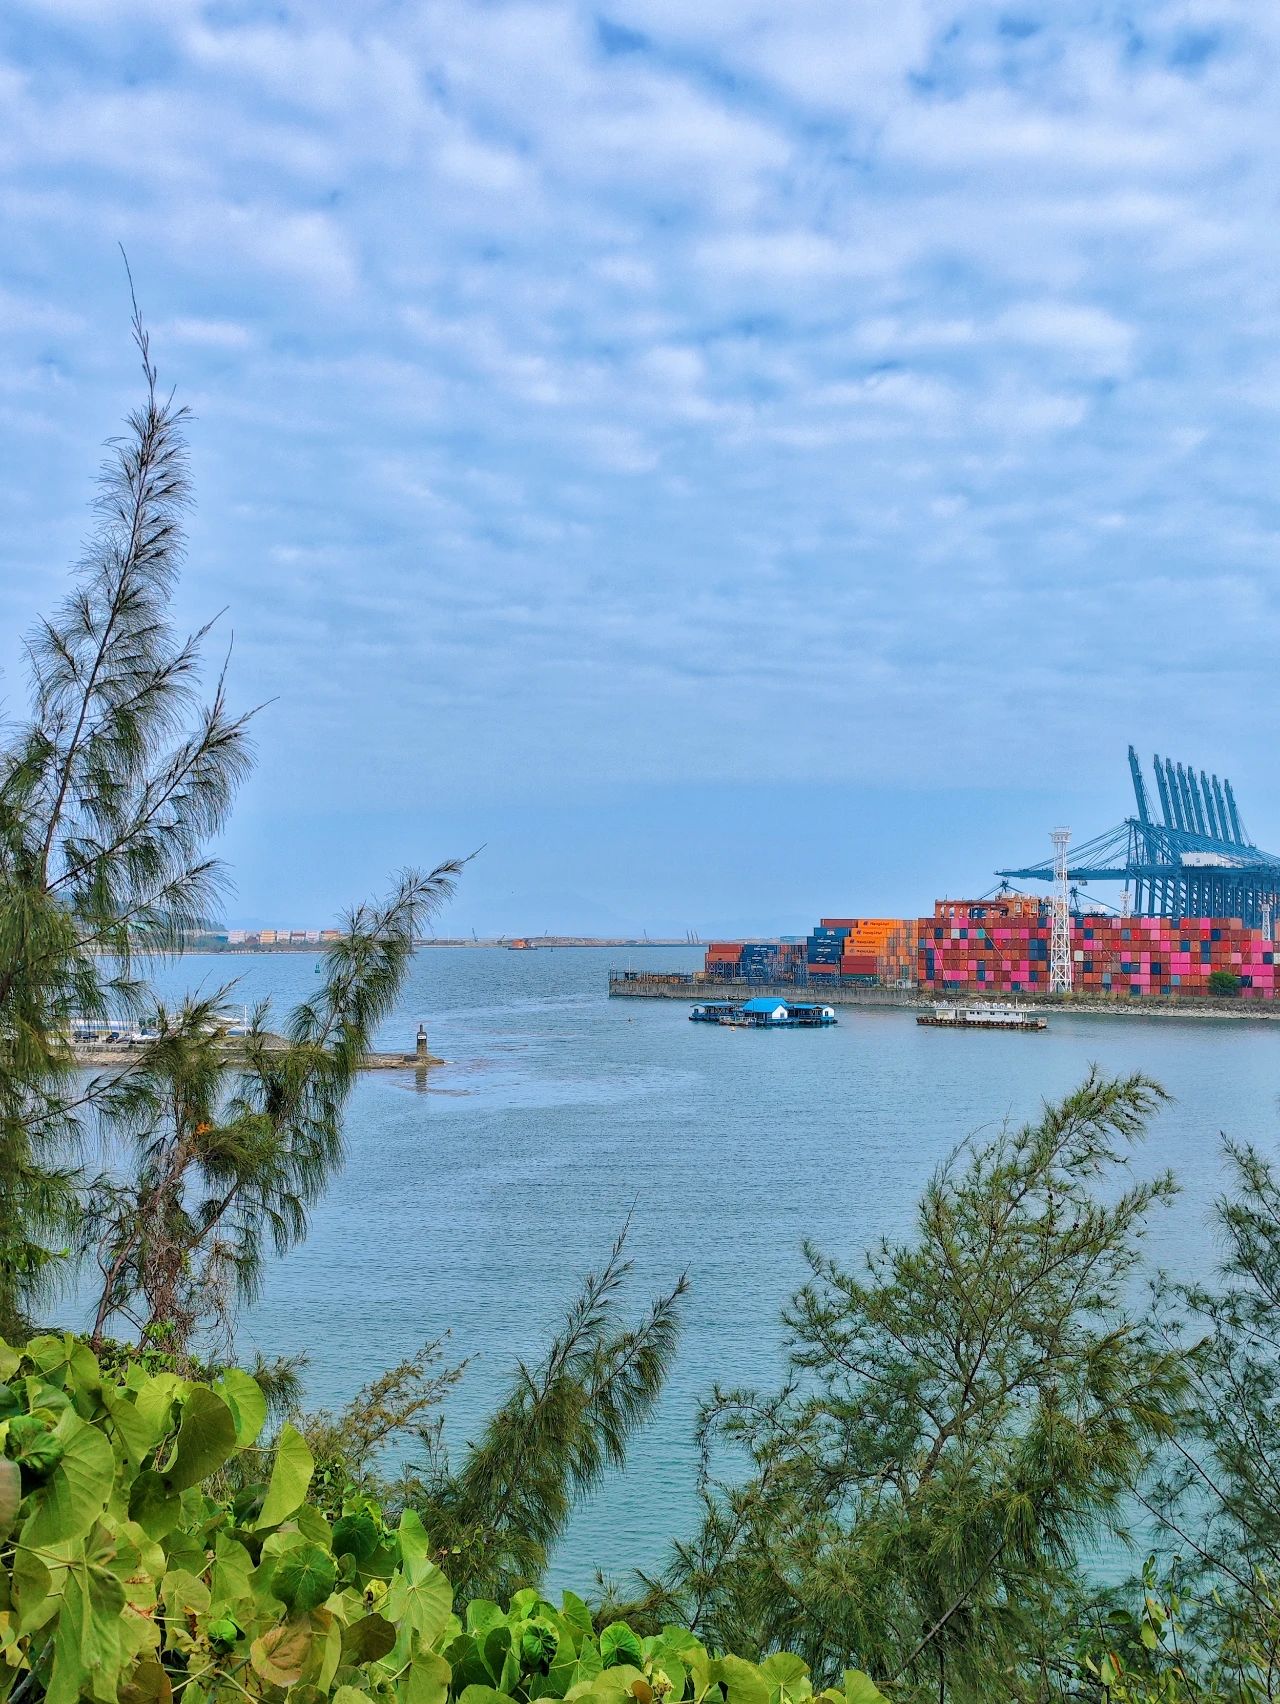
(608, 974), (1280, 1022)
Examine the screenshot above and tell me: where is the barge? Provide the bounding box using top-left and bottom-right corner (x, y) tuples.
(917, 1001), (1046, 1032)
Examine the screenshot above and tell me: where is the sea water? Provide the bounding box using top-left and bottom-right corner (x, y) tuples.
(67, 946), (1280, 1591)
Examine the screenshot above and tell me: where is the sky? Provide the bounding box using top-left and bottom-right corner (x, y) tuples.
(1, 0), (1278, 936)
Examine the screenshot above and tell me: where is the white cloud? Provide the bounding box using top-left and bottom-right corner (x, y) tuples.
(164, 316), (254, 349)
(3, 0), (1280, 829)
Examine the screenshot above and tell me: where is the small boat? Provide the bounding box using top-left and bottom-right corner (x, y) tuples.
(917, 1000), (1046, 1032)
(691, 997), (837, 1028)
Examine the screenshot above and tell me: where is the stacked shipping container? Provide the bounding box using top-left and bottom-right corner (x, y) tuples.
(706, 900), (1280, 1000)
(917, 902), (1280, 998)
(704, 941), (804, 982)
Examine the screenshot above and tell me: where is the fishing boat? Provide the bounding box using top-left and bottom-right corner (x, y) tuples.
(917, 1000), (1046, 1032)
(691, 997), (837, 1028)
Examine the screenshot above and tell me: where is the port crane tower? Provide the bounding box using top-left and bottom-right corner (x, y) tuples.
(997, 747), (1280, 929)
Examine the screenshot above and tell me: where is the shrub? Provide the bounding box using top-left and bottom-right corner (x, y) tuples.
(0, 1333), (885, 1704)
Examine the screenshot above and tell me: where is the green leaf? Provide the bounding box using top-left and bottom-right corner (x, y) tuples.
(7, 1414), (65, 1479)
(404, 1650), (451, 1704)
(132, 1375), (184, 1442)
(523, 1621), (558, 1670)
(332, 1511), (380, 1563)
(760, 1656), (809, 1690)
(843, 1675), (887, 1704)
(257, 1423), (314, 1528)
(272, 1542), (338, 1612)
(215, 1369), (267, 1447)
(47, 1561), (127, 1704)
(457, 1688), (518, 1704)
(163, 1387), (237, 1492)
(128, 1470), (180, 1540)
(101, 1386), (165, 1468)
(714, 1657), (770, 1704)
(12, 1545), (53, 1635)
(0, 1458), (21, 1537)
(21, 1408), (113, 1548)
(465, 1601), (506, 1637)
(340, 1613), (396, 1664)
(601, 1625), (645, 1671)
(559, 1592), (593, 1636)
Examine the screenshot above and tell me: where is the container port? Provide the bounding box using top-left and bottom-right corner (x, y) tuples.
(620, 747), (1280, 1011)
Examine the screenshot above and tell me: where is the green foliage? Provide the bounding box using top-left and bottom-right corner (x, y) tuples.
(0, 305), (251, 1334)
(82, 856), (461, 1356)
(0, 312), (463, 1352)
(637, 1070), (1186, 1698)
(404, 1229), (687, 1604)
(1208, 970), (1242, 997)
(0, 1333), (878, 1704)
(1141, 1139), (1280, 1691)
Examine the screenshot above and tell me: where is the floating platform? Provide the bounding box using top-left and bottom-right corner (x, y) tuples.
(691, 997), (838, 1028)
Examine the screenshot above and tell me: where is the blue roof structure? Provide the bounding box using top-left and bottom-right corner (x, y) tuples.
(742, 997), (788, 1013)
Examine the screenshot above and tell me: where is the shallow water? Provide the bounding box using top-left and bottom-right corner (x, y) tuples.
(66, 947), (1280, 1590)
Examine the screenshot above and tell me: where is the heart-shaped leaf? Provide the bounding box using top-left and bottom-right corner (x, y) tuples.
(340, 1614), (396, 1664)
(129, 1470), (180, 1540)
(257, 1424), (313, 1528)
(21, 1408), (113, 1548)
(251, 1620), (313, 1688)
(163, 1387), (237, 1492)
(271, 1542), (337, 1613)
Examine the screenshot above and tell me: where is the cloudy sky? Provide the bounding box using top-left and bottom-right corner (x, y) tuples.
(1, 0), (1278, 933)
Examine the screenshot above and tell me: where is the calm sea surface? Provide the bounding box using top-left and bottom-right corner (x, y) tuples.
(66, 947), (1280, 1591)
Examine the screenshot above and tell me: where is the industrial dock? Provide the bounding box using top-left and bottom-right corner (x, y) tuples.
(616, 748), (1280, 1016)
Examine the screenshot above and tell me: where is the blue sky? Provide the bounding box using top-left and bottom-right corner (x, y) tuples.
(1, 0), (1278, 934)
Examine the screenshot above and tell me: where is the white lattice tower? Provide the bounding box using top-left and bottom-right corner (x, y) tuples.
(1263, 896), (1275, 944)
(1050, 827), (1073, 994)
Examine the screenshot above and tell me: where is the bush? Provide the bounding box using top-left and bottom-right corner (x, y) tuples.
(0, 1333), (885, 1704)
(1208, 969), (1242, 997)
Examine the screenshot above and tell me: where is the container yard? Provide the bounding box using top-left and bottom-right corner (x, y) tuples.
(617, 748), (1280, 1013)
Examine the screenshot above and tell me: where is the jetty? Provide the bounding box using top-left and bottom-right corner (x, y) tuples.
(68, 1019), (444, 1072)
